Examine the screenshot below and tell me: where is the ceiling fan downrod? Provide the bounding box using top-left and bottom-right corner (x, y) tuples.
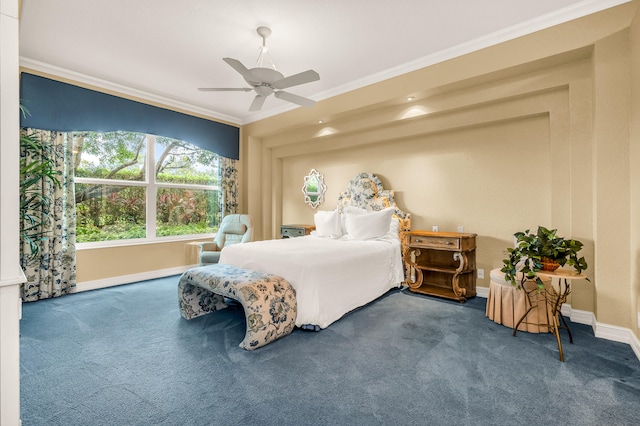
(255, 26), (276, 70)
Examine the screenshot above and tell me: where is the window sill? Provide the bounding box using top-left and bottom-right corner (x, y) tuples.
(77, 234), (215, 250)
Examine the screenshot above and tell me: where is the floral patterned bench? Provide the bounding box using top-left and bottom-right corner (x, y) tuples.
(178, 264), (297, 350)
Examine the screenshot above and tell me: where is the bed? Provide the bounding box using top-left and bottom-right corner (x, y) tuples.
(219, 172), (411, 329)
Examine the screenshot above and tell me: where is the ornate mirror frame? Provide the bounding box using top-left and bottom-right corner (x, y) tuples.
(301, 169), (326, 209)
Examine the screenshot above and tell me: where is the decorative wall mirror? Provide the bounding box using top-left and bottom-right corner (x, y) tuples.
(301, 169), (326, 209)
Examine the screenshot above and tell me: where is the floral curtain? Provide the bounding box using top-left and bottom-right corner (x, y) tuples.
(20, 129), (77, 301)
(218, 156), (238, 217)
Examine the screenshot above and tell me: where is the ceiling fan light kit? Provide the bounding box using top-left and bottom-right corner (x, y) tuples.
(198, 26), (320, 112)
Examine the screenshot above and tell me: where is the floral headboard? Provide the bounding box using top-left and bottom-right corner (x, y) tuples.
(337, 172), (412, 232)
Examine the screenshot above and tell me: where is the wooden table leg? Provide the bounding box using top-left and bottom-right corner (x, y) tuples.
(548, 278), (573, 362)
(513, 305), (535, 337)
(558, 312), (574, 344)
(551, 311), (564, 362)
(528, 271), (586, 362)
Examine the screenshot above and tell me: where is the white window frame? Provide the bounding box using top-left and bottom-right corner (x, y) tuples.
(75, 134), (219, 249)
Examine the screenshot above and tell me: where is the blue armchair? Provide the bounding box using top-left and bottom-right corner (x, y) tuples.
(199, 214), (253, 265)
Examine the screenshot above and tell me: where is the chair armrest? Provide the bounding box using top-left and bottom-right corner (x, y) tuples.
(199, 242), (219, 252)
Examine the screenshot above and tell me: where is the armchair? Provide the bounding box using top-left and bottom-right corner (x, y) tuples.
(199, 214), (253, 265)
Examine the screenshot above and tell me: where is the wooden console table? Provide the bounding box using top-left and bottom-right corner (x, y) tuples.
(513, 269), (587, 362)
(403, 231), (477, 302)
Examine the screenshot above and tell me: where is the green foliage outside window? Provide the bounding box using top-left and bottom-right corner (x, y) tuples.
(74, 131), (220, 243)
(75, 184), (147, 242)
(156, 187), (219, 237)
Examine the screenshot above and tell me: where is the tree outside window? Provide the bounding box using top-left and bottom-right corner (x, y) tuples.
(73, 131), (220, 243)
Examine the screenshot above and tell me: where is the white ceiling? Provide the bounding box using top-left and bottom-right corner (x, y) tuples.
(19, 0), (627, 125)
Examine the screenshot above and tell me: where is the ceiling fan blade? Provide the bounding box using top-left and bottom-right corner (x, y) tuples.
(198, 87), (252, 92)
(274, 91), (316, 108)
(249, 95), (268, 111)
(272, 70), (320, 90)
(223, 57), (260, 85)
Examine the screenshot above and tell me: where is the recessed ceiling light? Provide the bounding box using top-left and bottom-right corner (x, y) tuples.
(318, 120), (324, 124)
(406, 97), (415, 102)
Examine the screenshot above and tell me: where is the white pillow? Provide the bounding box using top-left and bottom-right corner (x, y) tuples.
(341, 206), (368, 235)
(312, 209), (343, 238)
(344, 207), (394, 240)
(343, 206), (400, 238)
(386, 216), (400, 239)
(344, 206), (368, 215)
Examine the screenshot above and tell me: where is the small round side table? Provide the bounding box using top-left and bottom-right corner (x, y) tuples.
(513, 269), (587, 362)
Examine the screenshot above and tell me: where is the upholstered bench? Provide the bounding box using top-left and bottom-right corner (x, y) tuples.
(178, 264), (297, 350)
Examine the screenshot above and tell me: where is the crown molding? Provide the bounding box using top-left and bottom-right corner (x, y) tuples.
(244, 0), (631, 124)
(20, 0), (631, 126)
(312, 0), (632, 103)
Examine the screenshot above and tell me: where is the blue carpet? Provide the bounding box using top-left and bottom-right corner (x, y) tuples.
(20, 276), (640, 425)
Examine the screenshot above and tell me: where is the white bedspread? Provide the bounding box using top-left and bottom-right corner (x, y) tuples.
(219, 235), (404, 328)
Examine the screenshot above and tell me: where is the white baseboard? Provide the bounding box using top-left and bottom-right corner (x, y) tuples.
(476, 286), (489, 298)
(631, 332), (640, 361)
(76, 265), (196, 293)
(558, 304), (640, 362)
(481, 293), (640, 363)
(594, 320), (640, 362)
(560, 304), (594, 325)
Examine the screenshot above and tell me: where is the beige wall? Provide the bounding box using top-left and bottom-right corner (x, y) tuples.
(76, 238), (210, 283)
(242, 2), (639, 334)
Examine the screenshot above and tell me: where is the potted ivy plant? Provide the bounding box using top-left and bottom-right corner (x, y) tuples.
(501, 226), (588, 290)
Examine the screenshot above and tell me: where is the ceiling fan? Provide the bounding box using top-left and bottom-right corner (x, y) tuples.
(198, 26), (320, 112)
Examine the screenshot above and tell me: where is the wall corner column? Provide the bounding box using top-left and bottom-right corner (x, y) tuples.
(0, 0), (25, 424)
(592, 28), (632, 328)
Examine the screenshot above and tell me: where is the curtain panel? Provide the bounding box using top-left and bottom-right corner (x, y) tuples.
(219, 156), (239, 217)
(20, 130), (77, 301)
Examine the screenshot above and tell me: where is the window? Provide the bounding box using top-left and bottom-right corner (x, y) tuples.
(73, 131), (220, 244)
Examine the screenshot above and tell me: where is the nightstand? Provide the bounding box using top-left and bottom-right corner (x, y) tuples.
(280, 224), (315, 238)
(403, 231), (477, 302)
